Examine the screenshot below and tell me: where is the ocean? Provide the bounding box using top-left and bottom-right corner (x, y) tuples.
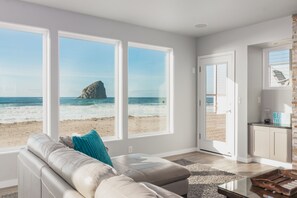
(0, 97), (167, 123)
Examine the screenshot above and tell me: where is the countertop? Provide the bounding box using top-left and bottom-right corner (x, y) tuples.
(248, 122), (292, 129)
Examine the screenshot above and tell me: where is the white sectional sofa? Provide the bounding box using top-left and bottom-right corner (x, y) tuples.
(18, 134), (190, 198)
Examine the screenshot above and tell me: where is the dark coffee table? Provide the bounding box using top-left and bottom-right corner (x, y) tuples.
(218, 177), (297, 198)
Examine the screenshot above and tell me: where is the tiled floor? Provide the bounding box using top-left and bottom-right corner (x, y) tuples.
(164, 151), (276, 177)
(0, 151), (276, 195)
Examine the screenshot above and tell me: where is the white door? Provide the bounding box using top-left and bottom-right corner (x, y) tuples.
(198, 52), (235, 156)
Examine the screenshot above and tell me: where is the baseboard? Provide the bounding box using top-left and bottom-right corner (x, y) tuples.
(252, 157), (292, 169)
(0, 178), (17, 189)
(197, 149), (240, 161)
(154, 147), (198, 158)
(237, 156), (253, 163)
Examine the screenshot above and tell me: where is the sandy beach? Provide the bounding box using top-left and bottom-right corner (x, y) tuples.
(0, 116), (166, 148)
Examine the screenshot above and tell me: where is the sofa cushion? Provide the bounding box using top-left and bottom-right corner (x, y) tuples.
(60, 135), (110, 152)
(95, 175), (161, 198)
(48, 147), (117, 198)
(72, 130), (113, 167)
(27, 133), (65, 163)
(112, 153), (191, 186)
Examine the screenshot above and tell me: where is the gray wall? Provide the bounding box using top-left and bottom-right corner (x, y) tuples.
(247, 45), (292, 123)
(196, 16), (292, 161)
(261, 89), (292, 121)
(247, 46), (263, 123)
(0, 0), (197, 186)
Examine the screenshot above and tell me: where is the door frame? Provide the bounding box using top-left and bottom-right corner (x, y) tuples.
(197, 51), (235, 157)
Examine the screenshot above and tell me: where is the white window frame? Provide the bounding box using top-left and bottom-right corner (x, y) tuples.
(263, 44), (292, 90)
(0, 22), (49, 152)
(58, 31), (122, 141)
(127, 42), (174, 139)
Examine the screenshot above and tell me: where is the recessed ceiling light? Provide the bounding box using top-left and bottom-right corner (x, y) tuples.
(195, 23), (208, 28)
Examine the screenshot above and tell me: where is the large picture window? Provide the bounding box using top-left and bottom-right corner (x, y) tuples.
(263, 45), (291, 89)
(128, 43), (172, 136)
(0, 26), (45, 148)
(59, 33), (119, 139)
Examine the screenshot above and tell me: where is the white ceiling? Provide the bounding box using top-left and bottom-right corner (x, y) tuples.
(21, 0), (297, 37)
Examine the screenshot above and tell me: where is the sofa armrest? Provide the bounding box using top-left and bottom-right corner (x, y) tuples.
(142, 182), (183, 198)
(95, 175), (182, 198)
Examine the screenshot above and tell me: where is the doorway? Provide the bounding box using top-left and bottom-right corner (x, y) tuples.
(198, 52), (235, 156)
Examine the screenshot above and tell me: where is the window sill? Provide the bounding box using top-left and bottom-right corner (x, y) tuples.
(263, 86), (292, 91)
(128, 131), (173, 139)
(0, 146), (25, 154)
(102, 136), (122, 142)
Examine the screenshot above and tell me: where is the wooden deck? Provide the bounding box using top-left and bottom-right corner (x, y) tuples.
(206, 112), (226, 142)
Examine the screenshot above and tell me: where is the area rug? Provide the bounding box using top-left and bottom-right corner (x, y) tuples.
(174, 159), (243, 198)
(1, 192), (17, 198)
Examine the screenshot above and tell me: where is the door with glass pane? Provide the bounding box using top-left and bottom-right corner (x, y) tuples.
(198, 52), (235, 156)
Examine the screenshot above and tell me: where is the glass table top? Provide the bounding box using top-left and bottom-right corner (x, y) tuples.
(218, 177), (297, 198)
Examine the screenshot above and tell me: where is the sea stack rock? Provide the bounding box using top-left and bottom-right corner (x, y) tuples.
(78, 81), (107, 99)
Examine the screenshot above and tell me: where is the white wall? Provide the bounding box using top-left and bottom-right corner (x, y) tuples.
(261, 90), (292, 121)
(248, 44), (292, 123)
(0, 0), (197, 186)
(196, 16), (292, 161)
(248, 46), (263, 123)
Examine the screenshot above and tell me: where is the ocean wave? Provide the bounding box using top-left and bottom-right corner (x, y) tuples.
(0, 104), (167, 123)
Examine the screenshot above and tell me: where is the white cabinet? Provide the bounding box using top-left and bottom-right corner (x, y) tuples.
(250, 125), (292, 163)
(253, 126), (270, 158)
(269, 128), (291, 162)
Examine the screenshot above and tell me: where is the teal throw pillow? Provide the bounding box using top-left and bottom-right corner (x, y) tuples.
(72, 130), (113, 167)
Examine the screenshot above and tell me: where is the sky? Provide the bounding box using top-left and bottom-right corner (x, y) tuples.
(0, 29), (43, 97)
(0, 28), (290, 98)
(0, 28), (167, 98)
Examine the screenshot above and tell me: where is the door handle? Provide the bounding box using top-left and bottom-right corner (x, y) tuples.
(225, 109), (231, 113)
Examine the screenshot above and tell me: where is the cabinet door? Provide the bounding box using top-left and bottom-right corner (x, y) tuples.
(270, 128), (291, 162)
(253, 126), (270, 158)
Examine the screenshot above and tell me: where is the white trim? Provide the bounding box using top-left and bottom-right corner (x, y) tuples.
(252, 156), (292, 169)
(116, 41), (124, 140)
(197, 51), (236, 157)
(43, 28), (50, 136)
(114, 40), (123, 140)
(201, 150), (251, 164)
(127, 42), (174, 138)
(237, 156), (253, 163)
(128, 42), (172, 52)
(154, 147), (198, 158)
(198, 51), (235, 60)
(0, 22), (49, 148)
(129, 131), (174, 139)
(262, 44), (292, 90)
(0, 21), (48, 34)
(58, 31), (122, 140)
(197, 148), (237, 161)
(59, 31), (119, 45)
(0, 148), (22, 154)
(0, 179), (17, 189)
(169, 48), (175, 136)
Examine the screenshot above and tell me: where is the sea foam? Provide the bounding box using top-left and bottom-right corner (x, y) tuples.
(0, 103), (166, 123)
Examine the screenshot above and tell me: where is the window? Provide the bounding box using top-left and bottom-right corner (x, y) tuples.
(128, 42), (172, 137)
(0, 25), (46, 149)
(59, 32), (119, 139)
(263, 45), (291, 89)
